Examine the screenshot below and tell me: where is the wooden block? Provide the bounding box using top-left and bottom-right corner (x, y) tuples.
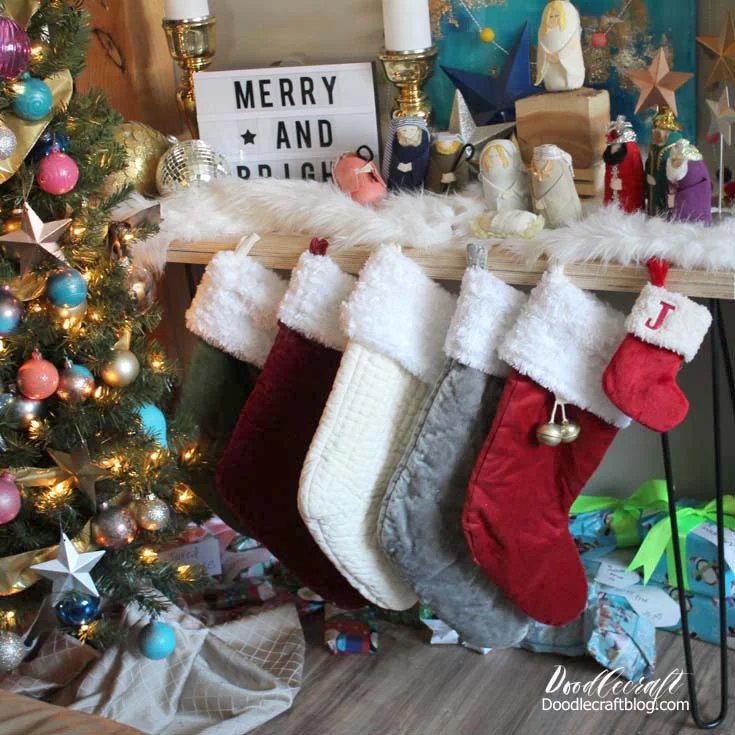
(573, 162), (605, 198)
(515, 88), (611, 169)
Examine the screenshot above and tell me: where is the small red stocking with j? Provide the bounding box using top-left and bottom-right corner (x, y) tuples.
(603, 259), (712, 433)
(463, 268), (632, 627)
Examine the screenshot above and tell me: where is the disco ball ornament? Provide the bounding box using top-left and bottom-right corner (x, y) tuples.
(0, 287), (23, 335)
(126, 263), (157, 315)
(11, 73), (52, 121)
(3, 393), (43, 429)
(37, 150), (79, 195)
(0, 472), (21, 524)
(0, 122), (17, 159)
(91, 504), (138, 549)
(103, 121), (174, 197)
(138, 621), (176, 660)
(0, 631), (25, 673)
(57, 359), (95, 403)
(134, 495), (171, 532)
(156, 139), (230, 196)
(0, 18), (31, 80)
(101, 348), (140, 388)
(17, 349), (59, 400)
(45, 267), (88, 308)
(48, 298), (87, 329)
(32, 130), (70, 159)
(55, 594), (101, 627)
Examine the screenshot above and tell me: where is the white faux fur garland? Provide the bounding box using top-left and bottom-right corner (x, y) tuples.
(136, 176), (735, 275)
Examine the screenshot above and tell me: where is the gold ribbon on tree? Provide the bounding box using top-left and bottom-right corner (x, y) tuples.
(0, 464), (92, 596)
(0, 0), (73, 184)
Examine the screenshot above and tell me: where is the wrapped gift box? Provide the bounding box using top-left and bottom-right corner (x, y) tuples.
(324, 604), (378, 656)
(662, 590), (735, 649)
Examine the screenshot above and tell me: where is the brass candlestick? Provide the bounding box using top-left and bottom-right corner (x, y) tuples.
(162, 15), (217, 138)
(379, 46), (438, 121)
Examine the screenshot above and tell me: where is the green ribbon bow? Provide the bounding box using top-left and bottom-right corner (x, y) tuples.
(570, 480), (670, 547)
(627, 496), (735, 590)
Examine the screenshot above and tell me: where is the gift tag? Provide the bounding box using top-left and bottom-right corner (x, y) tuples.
(692, 523), (735, 573)
(615, 585), (681, 628)
(160, 534), (222, 577)
(596, 558), (641, 589)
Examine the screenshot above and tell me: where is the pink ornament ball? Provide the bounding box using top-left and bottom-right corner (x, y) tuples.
(591, 32), (608, 49)
(37, 151), (79, 195)
(0, 473), (21, 525)
(17, 349), (59, 400)
(0, 18), (31, 81)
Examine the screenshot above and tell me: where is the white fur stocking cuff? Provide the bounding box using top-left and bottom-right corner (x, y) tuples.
(278, 251), (356, 351)
(499, 269), (631, 428)
(626, 285), (712, 363)
(186, 252), (287, 368)
(444, 266), (527, 377)
(341, 245), (457, 384)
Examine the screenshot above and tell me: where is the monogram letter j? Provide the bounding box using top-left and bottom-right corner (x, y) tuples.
(645, 301), (676, 331)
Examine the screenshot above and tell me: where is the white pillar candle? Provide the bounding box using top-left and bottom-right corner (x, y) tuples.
(382, 0), (433, 52)
(164, 0), (211, 20)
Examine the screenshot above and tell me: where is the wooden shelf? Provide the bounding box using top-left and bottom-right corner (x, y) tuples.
(166, 234), (735, 300)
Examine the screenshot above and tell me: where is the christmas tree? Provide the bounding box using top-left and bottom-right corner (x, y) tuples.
(0, 0), (211, 664)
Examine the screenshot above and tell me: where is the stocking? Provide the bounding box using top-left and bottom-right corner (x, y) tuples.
(179, 249), (287, 527)
(463, 269), (631, 626)
(299, 245), (456, 610)
(378, 244), (532, 648)
(603, 259), (712, 433)
(217, 239), (364, 608)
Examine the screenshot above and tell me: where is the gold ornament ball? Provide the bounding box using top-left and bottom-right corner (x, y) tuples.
(103, 121), (174, 197)
(101, 349), (140, 388)
(47, 298), (87, 329)
(560, 421), (581, 444)
(126, 264), (157, 315)
(537, 422), (563, 447)
(91, 505), (138, 549)
(134, 496), (171, 532)
(480, 27), (496, 43)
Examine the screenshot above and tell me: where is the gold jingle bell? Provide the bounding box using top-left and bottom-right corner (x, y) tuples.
(560, 420), (581, 444)
(537, 422), (563, 447)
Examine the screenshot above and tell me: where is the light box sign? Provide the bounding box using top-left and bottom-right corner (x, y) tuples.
(194, 62), (380, 183)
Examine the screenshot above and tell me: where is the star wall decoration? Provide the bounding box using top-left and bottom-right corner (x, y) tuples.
(707, 87), (735, 146)
(0, 202), (70, 276)
(697, 11), (735, 89)
(442, 22), (535, 126)
(628, 48), (693, 117)
(48, 445), (112, 505)
(30, 532), (105, 605)
(241, 130), (256, 145)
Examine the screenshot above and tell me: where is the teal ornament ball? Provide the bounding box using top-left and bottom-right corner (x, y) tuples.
(138, 621), (176, 660)
(0, 288), (23, 335)
(134, 403), (168, 448)
(11, 73), (52, 121)
(46, 268), (88, 308)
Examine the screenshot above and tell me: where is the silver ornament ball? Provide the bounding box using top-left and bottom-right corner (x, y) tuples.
(91, 505), (138, 549)
(57, 362), (95, 403)
(126, 264), (157, 315)
(135, 496), (171, 531)
(101, 349), (140, 388)
(0, 631), (25, 673)
(4, 394), (44, 429)
(156, 140), (230, 196)
(0, 125), (17, 160)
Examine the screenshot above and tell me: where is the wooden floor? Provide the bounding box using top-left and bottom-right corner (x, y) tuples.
(254, 619), (733, 735)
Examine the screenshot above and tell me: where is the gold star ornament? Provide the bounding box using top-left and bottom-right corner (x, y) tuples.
(0, 201), (70, 276)
(628, 48), (693, 117)
(48, 445), (111, 505)
(697, 11), (735, 88)
(707, 87), (735, 146)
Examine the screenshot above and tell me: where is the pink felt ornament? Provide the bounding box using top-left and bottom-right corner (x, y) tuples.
(0, 18), (30, 80)
(17, 348), (59, 400)
(37, 150), (79, 195)
(333, 147), (387, 207)
(0, 473), (21, 525)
